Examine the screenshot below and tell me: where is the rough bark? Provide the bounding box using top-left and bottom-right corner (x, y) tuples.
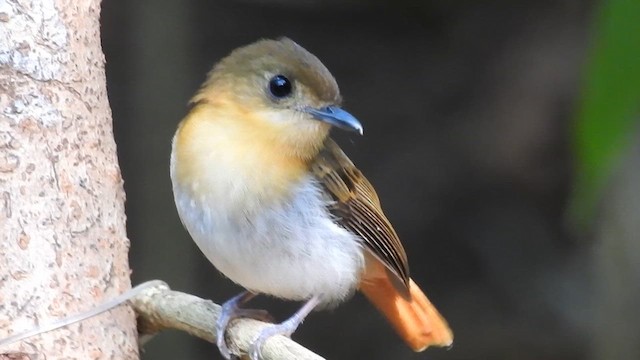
(0, 1), (138, 359)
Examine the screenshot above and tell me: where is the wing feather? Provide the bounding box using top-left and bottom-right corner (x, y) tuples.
(310, 138), (411, 298)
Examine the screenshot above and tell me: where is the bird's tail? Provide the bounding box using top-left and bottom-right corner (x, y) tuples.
(360, 277), (453, 351)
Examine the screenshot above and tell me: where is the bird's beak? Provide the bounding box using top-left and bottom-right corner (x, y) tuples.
(304, 106), (363, 135)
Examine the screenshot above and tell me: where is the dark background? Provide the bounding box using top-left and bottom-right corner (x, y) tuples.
(101, 1), (639, 359)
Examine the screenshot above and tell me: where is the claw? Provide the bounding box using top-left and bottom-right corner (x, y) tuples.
(248, 296), (320, 360)
(216, 291), (264, 359)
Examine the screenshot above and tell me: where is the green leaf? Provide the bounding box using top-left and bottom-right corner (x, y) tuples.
(571, 0), (640, 229)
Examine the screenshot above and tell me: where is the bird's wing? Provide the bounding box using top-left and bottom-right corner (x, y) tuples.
(310, 138), (411, 299)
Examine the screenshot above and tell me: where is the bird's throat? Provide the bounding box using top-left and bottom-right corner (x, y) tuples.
(171, 105), (314, 211)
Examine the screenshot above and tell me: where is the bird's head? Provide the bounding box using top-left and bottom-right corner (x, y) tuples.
(190, 38), (362, 159)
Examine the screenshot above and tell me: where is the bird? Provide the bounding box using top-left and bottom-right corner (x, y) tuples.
(170, 38), (453, 359)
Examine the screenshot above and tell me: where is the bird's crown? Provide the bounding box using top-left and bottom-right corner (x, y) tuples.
(192, 38), (341, 108)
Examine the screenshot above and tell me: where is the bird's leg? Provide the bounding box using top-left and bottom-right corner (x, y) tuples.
(249, 295), (321, 360)
(217, 291), (271, 359)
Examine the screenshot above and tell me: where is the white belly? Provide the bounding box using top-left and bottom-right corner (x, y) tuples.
(171, 171), (365, 306)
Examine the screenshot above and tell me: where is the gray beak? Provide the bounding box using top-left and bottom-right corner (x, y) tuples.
(305, 106), (363, 135)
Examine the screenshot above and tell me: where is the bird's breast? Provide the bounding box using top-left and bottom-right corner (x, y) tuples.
(170, 114), (365, 304)
(171, 107), (308, 216)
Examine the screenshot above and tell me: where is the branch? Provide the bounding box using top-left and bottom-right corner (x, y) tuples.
(130, 281), (325, 360)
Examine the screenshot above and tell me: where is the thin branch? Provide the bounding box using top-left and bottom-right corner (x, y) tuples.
(0, 281), (164, 349)
(130, 281), (325, 360)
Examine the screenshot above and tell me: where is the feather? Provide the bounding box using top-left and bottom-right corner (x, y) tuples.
(310, 138), (411, 299)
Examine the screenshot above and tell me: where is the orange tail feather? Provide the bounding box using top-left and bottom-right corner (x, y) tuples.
(360, 277), (453, 351)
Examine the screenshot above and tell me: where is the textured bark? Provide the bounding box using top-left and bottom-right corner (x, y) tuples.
(0, 1), (138, 359)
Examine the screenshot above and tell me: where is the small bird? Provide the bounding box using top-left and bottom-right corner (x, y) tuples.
(170, 38), (453, 359)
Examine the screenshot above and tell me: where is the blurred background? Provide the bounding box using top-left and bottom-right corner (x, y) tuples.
(101, 1), (639, 359)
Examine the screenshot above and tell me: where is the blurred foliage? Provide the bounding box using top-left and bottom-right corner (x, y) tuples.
(572, 0), (640, 229)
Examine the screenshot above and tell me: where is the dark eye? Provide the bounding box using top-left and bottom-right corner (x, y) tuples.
(268, 75), (292, 98)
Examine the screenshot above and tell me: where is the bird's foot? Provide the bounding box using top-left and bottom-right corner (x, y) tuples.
(249, 296), (320, 360)
(216, 291), (269, 359)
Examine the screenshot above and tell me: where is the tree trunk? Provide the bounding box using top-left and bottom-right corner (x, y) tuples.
(0, 1), (138, 359)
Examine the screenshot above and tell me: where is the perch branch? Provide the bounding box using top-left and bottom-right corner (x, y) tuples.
(130, 281), (325, 360)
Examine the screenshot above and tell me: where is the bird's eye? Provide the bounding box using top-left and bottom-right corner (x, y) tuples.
(268, 75), (292, 98)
